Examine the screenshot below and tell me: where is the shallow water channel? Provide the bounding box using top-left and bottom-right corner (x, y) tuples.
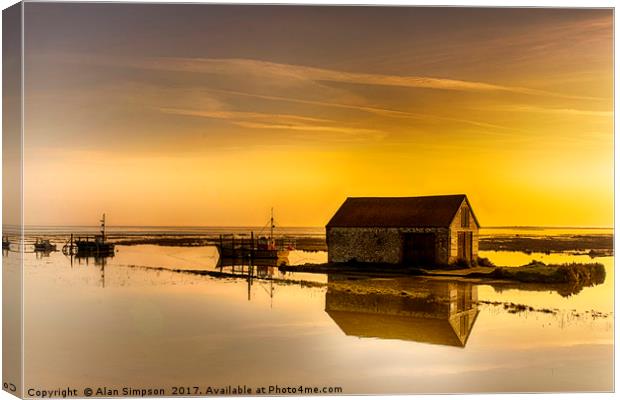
(12, 232), (614, 394)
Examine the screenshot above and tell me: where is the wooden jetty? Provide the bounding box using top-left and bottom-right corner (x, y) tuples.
(63, 214), (115, 257)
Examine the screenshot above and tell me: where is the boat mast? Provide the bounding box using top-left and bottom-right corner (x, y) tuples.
(270, 207), (274, 240)
(100, 213), (106, 242)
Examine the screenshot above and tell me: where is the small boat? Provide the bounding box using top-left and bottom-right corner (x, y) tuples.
(62, 214), (115, 257)
(75, 214), (115, 256)
(34, 239), (57, 252)
(260, 208), (295, 258)
(217, 209), (295, 261)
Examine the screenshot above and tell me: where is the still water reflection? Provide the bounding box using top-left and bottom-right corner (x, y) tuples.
(326, 277), (478, 347)
(14, 240), (614, 394)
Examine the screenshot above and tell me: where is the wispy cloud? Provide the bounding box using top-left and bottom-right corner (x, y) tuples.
(136, 57), (590, 99)
(27, 50), (607, 150)
(37, 51), (587, 99)
(200, 87), (516, 132)
(481, 105), (613, 117)
(159, 107), (385, 141)
(233, 121), (384, 138)
(159, 107), (331, 124)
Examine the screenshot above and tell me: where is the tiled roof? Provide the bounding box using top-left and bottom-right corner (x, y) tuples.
(326, 194), (475, 228)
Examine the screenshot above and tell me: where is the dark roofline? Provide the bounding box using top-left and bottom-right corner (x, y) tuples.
(447, 195), (481, 229)
(326, 194), (479, 229)
(342, 194), (465, 200)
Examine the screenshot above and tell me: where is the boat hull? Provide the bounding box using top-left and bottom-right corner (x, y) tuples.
(34, 244), (57, 252)
(75, 241), (115, 256)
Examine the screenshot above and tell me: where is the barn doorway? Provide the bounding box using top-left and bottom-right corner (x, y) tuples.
(457, 232), (473, 262)
(402, 233), (436, 266)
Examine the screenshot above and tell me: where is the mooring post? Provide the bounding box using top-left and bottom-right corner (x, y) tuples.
(251, 231), (254, 260)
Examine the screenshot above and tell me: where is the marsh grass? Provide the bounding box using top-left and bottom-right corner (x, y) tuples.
(488, 261), (606, 285)
(479, 235), (613, 255)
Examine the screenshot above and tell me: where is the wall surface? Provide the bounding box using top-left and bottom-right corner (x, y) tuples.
(327, 227), (449, 265)
(448, 200), (479, 264)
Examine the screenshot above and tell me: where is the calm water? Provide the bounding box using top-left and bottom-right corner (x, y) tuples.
(10, 228), (614, 395)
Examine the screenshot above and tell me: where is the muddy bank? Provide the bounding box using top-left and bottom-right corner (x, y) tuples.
(280, 260), (606, 296)
(279, 262), (426, 277)
(296, 234), (614, 255)
(479, 234), (613, 256)
(475, 261), (606, 285)
(112, 237), (211, 246)
(110, 234), (613, 256)
(300, 234), (614, 255)
(111, 235), (328, 250)
(471, 261), (606, 296)
(119, 261), (609, 314)
(123, 263), (326, 288)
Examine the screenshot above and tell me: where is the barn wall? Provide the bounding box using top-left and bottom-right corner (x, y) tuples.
(448, 200), (479, 264)
(326, 227), (450, 265)
(327, 227), (401, 264)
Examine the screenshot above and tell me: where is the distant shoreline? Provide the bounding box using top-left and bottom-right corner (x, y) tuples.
(8, 231), (612, 257)
(5, 225), (615, 230)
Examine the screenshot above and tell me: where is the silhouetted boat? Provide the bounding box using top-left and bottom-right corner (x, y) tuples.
(34, 239), (57, 252)
(63, 214), (115, 257)
(217, 209), (295, 261)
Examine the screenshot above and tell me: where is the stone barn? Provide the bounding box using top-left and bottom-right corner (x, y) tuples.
(326, 194), (480, 266)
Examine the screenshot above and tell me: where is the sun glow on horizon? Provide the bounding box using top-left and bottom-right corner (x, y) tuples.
(14, 5), (613, 228)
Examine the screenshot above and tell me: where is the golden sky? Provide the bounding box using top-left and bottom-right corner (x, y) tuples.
(21, 5), (613, 227)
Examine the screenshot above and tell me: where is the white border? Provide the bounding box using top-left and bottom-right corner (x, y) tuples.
(0, 1), (616, 400)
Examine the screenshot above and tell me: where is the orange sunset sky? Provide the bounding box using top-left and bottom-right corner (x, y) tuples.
(20, 4), (613, 227)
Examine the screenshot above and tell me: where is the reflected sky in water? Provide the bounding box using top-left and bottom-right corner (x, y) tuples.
(16, 233), (613, 394)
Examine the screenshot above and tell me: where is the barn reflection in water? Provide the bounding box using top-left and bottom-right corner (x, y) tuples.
(325, 277), (478, 347)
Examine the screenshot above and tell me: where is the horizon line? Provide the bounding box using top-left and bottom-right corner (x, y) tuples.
(10, 224), (614, 230)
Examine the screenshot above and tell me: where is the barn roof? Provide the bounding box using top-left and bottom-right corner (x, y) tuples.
(326, 309), (479, 347)
(326, 194), (479, 228)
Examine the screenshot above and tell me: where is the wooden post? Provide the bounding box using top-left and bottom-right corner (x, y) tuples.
(101, 213), (106, 242)
(251, 231), (254, 260)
